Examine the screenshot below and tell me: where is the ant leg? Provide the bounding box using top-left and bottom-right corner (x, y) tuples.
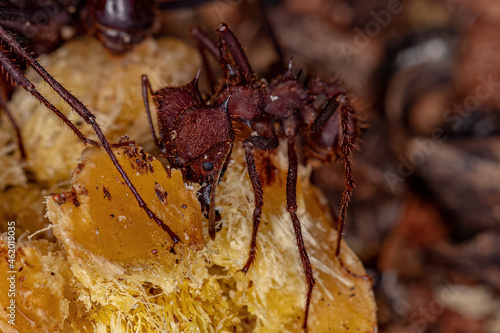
(241, 136), (279, 273)
(0, 49), (98, 147)
(336, 103), (371, 281)
(0, 26), (181, 245)
(307, 92), (368, 279)
(310, 96), (340, 133)
(218, 23), (254, 80)
(0, 94), (26, 160)
(206, 143), (233, 240)
(141, 75), (162, 151)
(286, 137), (315, 333)
(197, 141), (232, 238)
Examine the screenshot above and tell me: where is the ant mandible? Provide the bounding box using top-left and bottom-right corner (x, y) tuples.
(142, 23), (362, 332)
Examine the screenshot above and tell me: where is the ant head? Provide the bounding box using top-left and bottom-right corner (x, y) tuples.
(169, 97), (234, 183)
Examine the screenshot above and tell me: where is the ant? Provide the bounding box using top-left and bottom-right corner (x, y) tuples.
(142, 23), (364, 331)
(0, 5), (363, 328)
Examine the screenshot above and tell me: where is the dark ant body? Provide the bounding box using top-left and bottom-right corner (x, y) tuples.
(0, 0), (157, 55)
(142, 23), (362, 332)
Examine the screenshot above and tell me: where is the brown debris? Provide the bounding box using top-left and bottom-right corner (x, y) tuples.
(51, 187), (80, 207)
(102, 186), (112, 200)
(154, 182), (168, 205)
(124, 144), (155, 174)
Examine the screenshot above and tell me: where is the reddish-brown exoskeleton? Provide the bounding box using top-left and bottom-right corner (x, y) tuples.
(142, 23), (362, 332)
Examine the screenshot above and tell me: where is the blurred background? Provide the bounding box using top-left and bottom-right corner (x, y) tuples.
(2, 0), (500, 331)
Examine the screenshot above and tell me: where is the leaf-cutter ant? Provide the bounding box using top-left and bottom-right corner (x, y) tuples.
(0, 2), (365, 327)
(142, 23), (365, 332)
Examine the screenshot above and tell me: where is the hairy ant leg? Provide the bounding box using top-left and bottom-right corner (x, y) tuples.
(0, 40), (97, 147)
(241, 135), (279, 273)
(286, 136), (315, 332)
(336, 102), (370, 280)
(306, 86), (369, 280)
(0, 25), (181, 245)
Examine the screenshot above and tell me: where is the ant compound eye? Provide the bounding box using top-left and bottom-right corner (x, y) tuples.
(202, 161), (214, 171)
